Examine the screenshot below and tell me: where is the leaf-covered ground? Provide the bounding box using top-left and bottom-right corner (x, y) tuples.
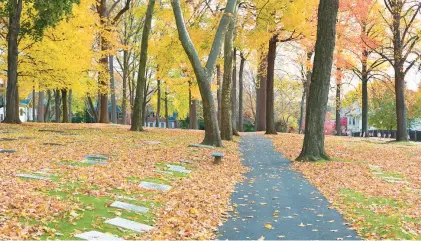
(0, 123), (247, 240)
(270, 133), (421, 240)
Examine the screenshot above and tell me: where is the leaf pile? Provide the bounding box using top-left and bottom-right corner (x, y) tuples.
(270, 134), (421, 239)
(0, 123), (247, 240)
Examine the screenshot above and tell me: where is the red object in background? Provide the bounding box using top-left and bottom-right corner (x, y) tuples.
(301, 113), (348, 135)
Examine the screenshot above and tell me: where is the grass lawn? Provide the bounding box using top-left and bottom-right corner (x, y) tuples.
(270, 133), (421, 240)
(0, 123), (246, 240)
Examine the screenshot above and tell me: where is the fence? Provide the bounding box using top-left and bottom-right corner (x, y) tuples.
(351, 130), (421, 141)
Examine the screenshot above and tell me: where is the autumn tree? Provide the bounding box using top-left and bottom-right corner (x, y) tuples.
(2, 0), (80, 123)
(297, 0), (339, 161)
(171, 0), (238, 146)
(372, 0), (421, 141)
(131, 0), (155, 131)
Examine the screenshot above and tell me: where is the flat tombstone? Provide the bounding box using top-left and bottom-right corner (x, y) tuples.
(139, 181), (172, 191)
(80, 159), (108, 165)
(16, 174), (51, 180)
(166, 164), (191, 174)
(0, 149), (16, 153)
(0, 138), (17, 141)
(84, 155), (108, 161)
(189, 144), (215, 149)
(74, 231), (123, 241)
(104, 217), (153, 233)
(43, 143), (65, 146)
(110, 201), (149, 214)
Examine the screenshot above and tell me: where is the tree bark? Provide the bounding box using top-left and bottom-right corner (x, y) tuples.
(220, 16), (235, 141)
(395, 68), (407, 141)
(32, 86), (36, 121)
(68, 89), (72, 122)
(238, 53), (245, 132)
(335, 83), (341, 136)
(131, 0), (155, 131)
(217, 64), (222, 127)
(361, 50), (369, 137)
(156, 79), (161, 127)
(190, 100), (198, 130)
(171, 0), (236, 146)
(61, 89), (68, 123)
(231, 48), (239, 136)
(110, 55), (117, 124)
(122, 50), (128, 125)
(297, 0), (339, 161)
(37, 91), (45, 122)
(45, 90), (51, 122)
(87, 96), (98, 123)
(165, 90), (169, 128)
(54, 89), (61, 123)
(299, 88), (306, 134)
(265, 36), (277, 135)
(3, 0), (22, 124)
(256, 51), (267, 131)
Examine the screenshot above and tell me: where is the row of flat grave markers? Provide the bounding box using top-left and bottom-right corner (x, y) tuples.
(15, 168), (52, 180)
(75, 164), (196, 240)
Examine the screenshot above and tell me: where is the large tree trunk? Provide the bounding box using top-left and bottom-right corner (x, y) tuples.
(3, 0), (22, 124)
(265, 36), (277, 135)
(231, 48), (239, 136)
(61, 89), (68, 123)
(156, 79), (161, 127)
(122, 50), (128, 125)
(335, 83), (341, 136)
(54, 89), (61, 123)
(37, 91), (45, 122)
(131, 0), (155, 131)
(297, 0), (339, 161)
(98, 37), (109, 123)
(238, 53), (245, 132)
(220, 16), (235, 141)
(188, 81), (198, 129)
(256, 51), (267, 131)
(395, 68), (407, 141)
(110, 55), (117, 124)
(361, 50), (369, 137)
(171, 0), (236, 146)
(68, 89), (72, 122)
(217, 64), (222, 126)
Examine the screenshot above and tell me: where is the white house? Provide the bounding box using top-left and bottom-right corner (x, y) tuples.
(0, 98), (34, 122)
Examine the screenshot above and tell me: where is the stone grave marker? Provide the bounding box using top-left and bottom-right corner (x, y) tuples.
(0, 149), (16, 153)
(110, 201), (149, 214)
(105, 217), (153, 233)
(139, 181), (172, 191)
(188, 144), (215, 149)
(16, 174), (51, 180)
(153, 170), (174, 175)
(166, 164), (191, 174)
(74, 231), (123, 241)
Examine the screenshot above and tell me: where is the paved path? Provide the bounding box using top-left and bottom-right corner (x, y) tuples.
(218, 134), (359, 240)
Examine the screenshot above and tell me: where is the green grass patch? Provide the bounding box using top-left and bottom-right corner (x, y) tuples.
(376, 171), (404, 179)
(339, 189), (419, 240)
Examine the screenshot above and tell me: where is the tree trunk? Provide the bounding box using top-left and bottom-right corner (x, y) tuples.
(265, 36), (277, 135)
(361, 50), (369, 137)
(3, 0), (22, 124)
(171, 0), (236, 146)
(231, 47), (239, 136)
(122, 50), (128, 125)
(68, 89), (72, 122)
(61, 89), (68, 123)
(190, 100), (198, 129)
(238, 53), (245, 132)
(98, 36), (109, 123)
(156, 79), (161, 127)
(87, 96), (98, 123)
(217, 64), (222, 127)
(395, 68), (407, 141)
(256, 51), (267, 131)
(45, 90), (51, 122)
(131, 0), (155, 131)
(54, 89), (61, 123)
(335, 83), (341, 136)
(110, 55), (117, 124)
(220, 16), (235, 141)
(165, 90), (169, 128)
(37, 91), (45, 122)
(32, 86), (36, 121)
(299, 88), (306, 134)
(297, 0), (339, 161)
